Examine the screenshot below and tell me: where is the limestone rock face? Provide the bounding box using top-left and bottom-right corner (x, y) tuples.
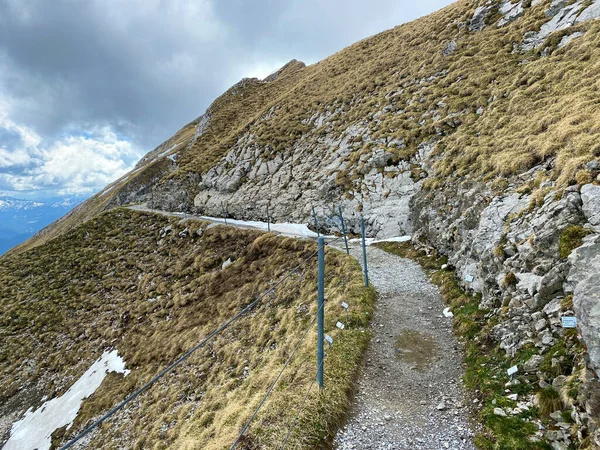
(193, 127), (420, 238)
(521, 0), (600, 51)
(498, 1), (525, 27)
(411, 179), (599, 439)
(581, 184), (600, 229)
(567, 235), (600, 372)
(470, 5), (494, 31)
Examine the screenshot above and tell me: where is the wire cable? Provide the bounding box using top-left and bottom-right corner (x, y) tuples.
(278, 279), (347, 449)
(60, 243), (326, 450)
(278, 358), (322, 450)
(231, 276), (346, 450)
(230, 303), (323, 449)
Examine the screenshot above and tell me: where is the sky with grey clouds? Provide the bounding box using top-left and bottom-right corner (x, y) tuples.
(0, 0), (453, 198)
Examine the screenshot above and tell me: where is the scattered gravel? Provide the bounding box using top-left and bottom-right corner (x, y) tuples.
(333, 244), (476, 450)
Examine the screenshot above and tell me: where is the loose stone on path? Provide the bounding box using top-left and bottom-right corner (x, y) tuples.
(333, 244), (476, 450)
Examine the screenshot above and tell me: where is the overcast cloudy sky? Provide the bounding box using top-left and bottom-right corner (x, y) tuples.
(0, 0), (453, 199)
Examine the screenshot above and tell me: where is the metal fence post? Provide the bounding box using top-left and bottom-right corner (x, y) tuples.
(266, 204), (271, 232)
(317, 236), (325, 389)
(312, 206), (320, 238)
(222, 201), (228, 226)
(361, 217), (369, 287)
(338, 206), (349, 255)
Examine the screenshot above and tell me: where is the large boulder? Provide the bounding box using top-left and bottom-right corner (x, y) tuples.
(566, 234), (600, 373)
(581, 184), (600, 229)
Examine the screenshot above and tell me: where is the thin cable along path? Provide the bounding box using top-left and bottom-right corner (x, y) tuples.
(333, 243), (476, 450)
(59, 237), (343, 450)
(60, 206), (474, 449)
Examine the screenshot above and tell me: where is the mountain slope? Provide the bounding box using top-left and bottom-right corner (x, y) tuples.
(4, 0), (600, 447)
(17, 0), (600, 248)
(0, 209), (374, 448)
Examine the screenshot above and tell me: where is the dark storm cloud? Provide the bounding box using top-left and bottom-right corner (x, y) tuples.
(0, 0), (453, 195)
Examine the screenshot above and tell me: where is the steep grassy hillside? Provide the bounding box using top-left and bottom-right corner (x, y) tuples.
(0, 209), (374, 449)
(168, 0), (600, 187)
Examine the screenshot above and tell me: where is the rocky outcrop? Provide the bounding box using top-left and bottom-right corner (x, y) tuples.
(498, 1), (525, 27)
(581, 184), (600, 229)
(411, 171), (600, 443)
(192, 125), (421, 237)
(521, 0), (600, 51)
(567, 235), (600, 372)
(470, 5), (494, 31)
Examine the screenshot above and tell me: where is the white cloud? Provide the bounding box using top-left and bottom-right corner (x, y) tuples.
(0, 121), (142, 195)
(239, 60), (289, 80)
(0, 148), (32, 168)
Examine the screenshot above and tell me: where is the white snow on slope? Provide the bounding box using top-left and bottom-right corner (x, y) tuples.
(99, 185), (114, 197)
(4, 350), (129, 450)
(196, 215), (329, 238)
(155, 142), (181, 160)
(192, 214), (411, 243)
(370, 236), (412, 245)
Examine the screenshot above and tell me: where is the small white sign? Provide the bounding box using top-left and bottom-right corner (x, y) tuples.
(464, 275), (474, 283)
(336, 321), (345, 330)
(507, 365), (518, 377)
(561, 316), (577, 328)
(325, 334), (333, 345)
(341, 302), (349, 309)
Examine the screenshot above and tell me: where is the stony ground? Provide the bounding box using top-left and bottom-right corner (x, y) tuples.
(333, 243), (476, 450)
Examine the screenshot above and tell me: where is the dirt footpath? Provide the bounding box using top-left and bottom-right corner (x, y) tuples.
(333, 244), (476, 450)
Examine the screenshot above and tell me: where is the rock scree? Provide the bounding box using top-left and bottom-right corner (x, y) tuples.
(333, 243), (475, 449)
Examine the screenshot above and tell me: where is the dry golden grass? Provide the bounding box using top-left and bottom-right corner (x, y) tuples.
(169, 0), (600, 187)
(0, 209), (374, 449)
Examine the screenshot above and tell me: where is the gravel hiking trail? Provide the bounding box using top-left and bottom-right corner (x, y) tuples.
(333, 243), (476, 450)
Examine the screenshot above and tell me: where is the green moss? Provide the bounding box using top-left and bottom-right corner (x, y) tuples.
(477, 413), (546, 450)
(560, 410), (573, 424)
(558, 226), (592, 259)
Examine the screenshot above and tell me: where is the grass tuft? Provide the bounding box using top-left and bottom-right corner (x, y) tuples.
(558, 225), (592, 259)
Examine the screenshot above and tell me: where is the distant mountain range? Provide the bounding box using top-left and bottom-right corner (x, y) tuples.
(0, 196), (84, 255)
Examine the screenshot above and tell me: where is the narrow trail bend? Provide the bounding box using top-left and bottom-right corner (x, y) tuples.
(333, 243), (476, 450)
(126, 206), (476, 448)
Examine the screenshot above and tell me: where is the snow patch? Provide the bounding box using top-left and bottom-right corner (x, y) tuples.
(4, 350), (129, 450)
(197, 215), (328, 238)
(155, 142), (182, 161)
(370, 236), (412, 245)
(99, 185), (114, 197)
